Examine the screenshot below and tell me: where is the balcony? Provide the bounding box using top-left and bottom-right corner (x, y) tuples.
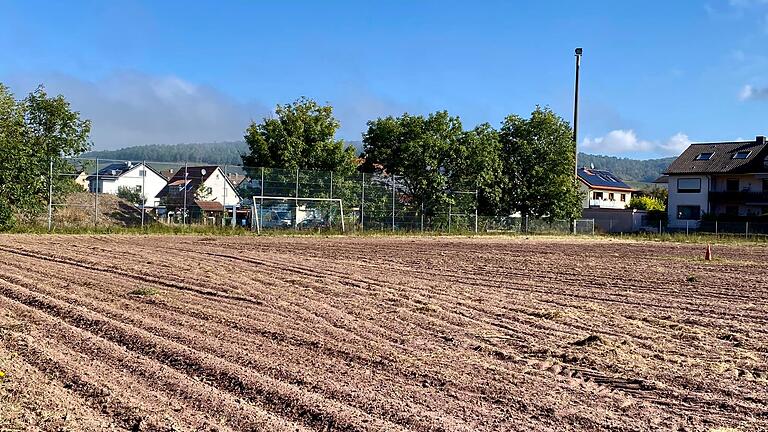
(709, 191), (768, 204)
(588, 199), (627, 209)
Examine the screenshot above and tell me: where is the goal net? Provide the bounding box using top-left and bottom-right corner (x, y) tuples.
(251, 195), (346, 233)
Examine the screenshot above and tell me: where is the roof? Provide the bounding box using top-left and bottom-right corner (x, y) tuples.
(194, 200), (225, 212)
(578, 168), (634, 191)
(86, 162), (165, 181)
(664, 136), (768, 175)
(155, 165), (241, 201)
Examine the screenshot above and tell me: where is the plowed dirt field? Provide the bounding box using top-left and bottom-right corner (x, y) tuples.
(0, 235), (766, 431)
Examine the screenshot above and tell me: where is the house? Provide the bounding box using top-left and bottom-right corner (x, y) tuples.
(155, 166), (242, 221)
(578, 167), (636, 210)
(87, 162), (168, 208)
(73, 171), (89, 191)
(664, 135), (768, 229)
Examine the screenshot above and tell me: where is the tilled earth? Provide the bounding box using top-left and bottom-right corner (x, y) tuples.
(0, 234), (766, 431)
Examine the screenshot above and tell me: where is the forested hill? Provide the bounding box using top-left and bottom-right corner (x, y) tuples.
(578, 153), (674, 183)
(82, 142), (250, 165)
(82, 142), (674, 183)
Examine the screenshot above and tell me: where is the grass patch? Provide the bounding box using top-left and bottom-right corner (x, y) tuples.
(128, 287), (160, 297)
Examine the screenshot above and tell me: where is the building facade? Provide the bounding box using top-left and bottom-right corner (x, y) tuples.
(665, 136), (768, 229)
(578, 167), (635, 210)
(87, 162), (168, 208)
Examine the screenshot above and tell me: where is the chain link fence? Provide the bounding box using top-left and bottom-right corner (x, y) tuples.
(40, 157), (594, 235)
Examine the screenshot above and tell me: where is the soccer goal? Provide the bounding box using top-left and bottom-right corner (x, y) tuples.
(251, 195), (346, 233)
(573, 218), (595, 235)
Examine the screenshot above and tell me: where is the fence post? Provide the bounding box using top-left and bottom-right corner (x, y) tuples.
(141, 160), (146, 230)
(295, 167), (299, 229)
(47, 157), (53, 231)
(330, 171), (333, 199)
(360, 172), (365, 232)
(474, 190), (479, 234)
(223, 164), (227, 227)
(94, 158), (99, 227)
(715, 220), (718, 236)
(421, 201), (424, 233)
(448, 203), (452, 233)
(746, 221), (749, 238)
(686, 220), (689, 236)
(183, 162), (188, 226)
(260, 167), (264, 230)
(391, 174), (395, 232)
(573, 219), (576, 235)
(659, 219), (662, 234)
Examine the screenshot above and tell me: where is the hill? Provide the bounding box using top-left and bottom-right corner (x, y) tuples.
(578, 153), (674, 183)
(82, 143), (674, 184)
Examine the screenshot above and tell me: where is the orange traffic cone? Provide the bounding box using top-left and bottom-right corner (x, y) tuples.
(705, 244), (712, 261)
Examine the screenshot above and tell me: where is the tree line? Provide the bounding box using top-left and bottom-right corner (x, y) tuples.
(1, 86), (582, 227)
(242, 97), (581, 220)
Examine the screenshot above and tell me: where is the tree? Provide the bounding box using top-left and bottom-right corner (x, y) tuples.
(447, 123), (504, 215)
(362, 111), (463, 216)
(117, 186), (144, 205)
(499, 106), (581, 222)
(241, 97), (357, 175)
(628, 196), (665, 211)
(0, 84), (91, 228)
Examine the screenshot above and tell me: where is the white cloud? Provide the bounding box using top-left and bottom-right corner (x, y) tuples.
(3, 71), (270, 150)
(739, 84), (768, 100)
(581, 130), (691, 156)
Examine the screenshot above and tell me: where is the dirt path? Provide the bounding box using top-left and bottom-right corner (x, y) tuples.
(0, 235), (766, 431)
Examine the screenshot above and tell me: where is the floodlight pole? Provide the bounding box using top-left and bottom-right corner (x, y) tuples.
(47, 157), (53, 231)
(573, 47), (582, 180)
(141, 160), (146, 229)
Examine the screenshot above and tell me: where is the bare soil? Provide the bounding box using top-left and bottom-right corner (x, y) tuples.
(0, 235), (766, 431)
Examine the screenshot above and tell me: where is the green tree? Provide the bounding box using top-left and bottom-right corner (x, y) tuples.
(241, 97), (357, 175)
(499, 106), (581, 222)
(628, 196), (665, 211)
(447, 123), (504, 215)
(117, 186), (143, 204)
(362, 111), (463, 215)
(0, 84), (91, 228)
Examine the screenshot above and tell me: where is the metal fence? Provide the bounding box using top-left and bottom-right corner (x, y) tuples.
(41, 157), (600, 235)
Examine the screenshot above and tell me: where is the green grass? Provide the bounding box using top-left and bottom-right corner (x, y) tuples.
(128, 287), (160, 297)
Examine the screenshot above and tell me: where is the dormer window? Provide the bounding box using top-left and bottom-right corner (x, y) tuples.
(763, 156), (768, 169)
(696, 152), (713, 161)
(733, 150), (751, 159)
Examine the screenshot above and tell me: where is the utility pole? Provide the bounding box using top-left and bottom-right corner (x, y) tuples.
(573, 47), (582, 180)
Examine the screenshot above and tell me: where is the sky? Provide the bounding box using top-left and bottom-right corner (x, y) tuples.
(1, 0), (767, 159)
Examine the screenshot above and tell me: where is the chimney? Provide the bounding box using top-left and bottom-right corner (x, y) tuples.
(757, 135), (767, 146)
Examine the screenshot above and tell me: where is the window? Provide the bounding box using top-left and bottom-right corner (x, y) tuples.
(677, 205), (701, 220)
(677, 178), (701, 193)
(608, 192), (615, 201)
(138, 169), (146, 177)
(726, 178), (739, 192)
(620, 194), (626, 202)
(696, 152), (713, 160)
(593, 191), (603, 200)
(763, 156), (768, 169)
(733, 150), (751, 159)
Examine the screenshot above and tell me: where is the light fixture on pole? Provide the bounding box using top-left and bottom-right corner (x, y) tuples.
(573, 47), (582, 180)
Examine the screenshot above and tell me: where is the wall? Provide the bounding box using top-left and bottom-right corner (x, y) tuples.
(667, 174), (709, 229)
(202, 168), (242, 207)
(582, 208), (647, 233)
(580, 183), (632, 209)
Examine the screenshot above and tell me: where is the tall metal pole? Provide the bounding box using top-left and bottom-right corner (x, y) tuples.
(295, 167), (299, 229)
(47, 158), (53, 231)
(573, 48), (582, 179)
(330, 172), (333, 198)
(223, 164), (227, 227)
(141, 160), (146, 229)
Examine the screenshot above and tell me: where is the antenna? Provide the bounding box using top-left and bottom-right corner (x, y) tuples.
(201, 169), (207, 176)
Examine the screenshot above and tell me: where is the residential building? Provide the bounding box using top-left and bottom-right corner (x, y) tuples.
(87, 162), (168, 208)
(664, 135), (768, 229)
(155, 166), (242, 220)
(578, 167), (635, 210)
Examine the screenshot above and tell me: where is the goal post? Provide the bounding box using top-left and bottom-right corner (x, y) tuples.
(251, 195), (345, 233)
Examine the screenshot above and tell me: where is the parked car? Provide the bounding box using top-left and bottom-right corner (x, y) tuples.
(261, 210), (292, 228)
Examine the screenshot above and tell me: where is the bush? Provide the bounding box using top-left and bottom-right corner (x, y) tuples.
(629, 196), (665, 211)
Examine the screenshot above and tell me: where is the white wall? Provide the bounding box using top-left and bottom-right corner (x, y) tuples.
(581, 183), (632, 209)
(91, 164), (167, 207)
(667, 174), (710, 228)
(202, 168), (241, 207)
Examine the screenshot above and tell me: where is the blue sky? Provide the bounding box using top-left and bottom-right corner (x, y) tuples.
(2, 0), (767, 158)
